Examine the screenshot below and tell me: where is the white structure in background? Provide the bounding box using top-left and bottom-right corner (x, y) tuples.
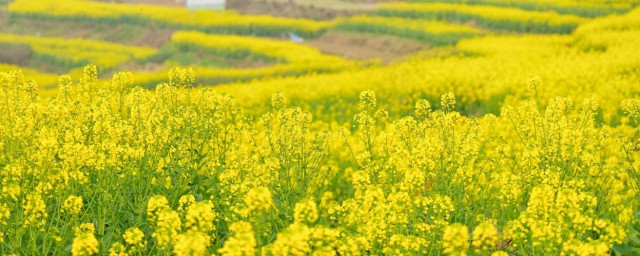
(288, 32), (305, 43)
(186, 0), (225, 11)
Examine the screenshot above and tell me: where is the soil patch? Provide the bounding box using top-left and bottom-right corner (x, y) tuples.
(0, 43), (30, 66)
(305, 31), (427, 64)
(227, 0), (359, 20)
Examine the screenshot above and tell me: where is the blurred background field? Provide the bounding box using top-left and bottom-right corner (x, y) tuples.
(2, 0), (640, 122)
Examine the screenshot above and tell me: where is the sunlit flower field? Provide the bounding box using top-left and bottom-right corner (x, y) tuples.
(1, 0), (640, 255)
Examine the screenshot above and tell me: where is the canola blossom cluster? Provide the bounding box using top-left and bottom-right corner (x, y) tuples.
(0, 66), (639, 255)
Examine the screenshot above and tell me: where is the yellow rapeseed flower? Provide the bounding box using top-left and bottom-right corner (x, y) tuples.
(108, 242), (128, 256)
(472, 222), (499, 253)
(271, 92), (287, 110)
(72, 223), (99, 256)
(147, 195), (170, 225)
(123, 227), (145, 247)
(442, 223), (470, 256)
(173, 231), (210, 256)
(294, 200), (318, 225)
(178, 195), (196, 213)
(218, 221), (257, 256)
(269, 223), (312, 256)
(23, 193), (47, 229)
(185, 201), (216, 233)
(62, 195), (83, 216)
(152, 208), (182, 249)
(243, 187), (274, 217)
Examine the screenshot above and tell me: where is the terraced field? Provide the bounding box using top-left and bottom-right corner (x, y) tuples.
(1, 0), (640, 255)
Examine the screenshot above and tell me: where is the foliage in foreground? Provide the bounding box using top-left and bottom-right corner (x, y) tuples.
(0, 67), (639, 255)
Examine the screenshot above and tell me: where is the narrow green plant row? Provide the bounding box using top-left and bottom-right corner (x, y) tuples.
(376, 2), (587, 34)
(407, 0), (638, 17)
(8, 0), (335, 38)
(335, 15), (485, 45)
(0, 33), (156, 73)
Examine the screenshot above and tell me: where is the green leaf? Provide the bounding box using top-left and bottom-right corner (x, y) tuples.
(629, 233), (640, 248)
(63, 244), (72, 253)
(613, 244), (639, 256)
(633, 221), (640, 232)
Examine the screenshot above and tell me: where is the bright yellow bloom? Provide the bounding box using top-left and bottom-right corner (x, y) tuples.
(218, 222), (257, 256)
(152, 208), (182, 249)
(173, 231), (211, 256)
(271, 92), (287, 110)
(178, 195), (196, 213)
(243, 186), (274, 216)
(358, 90), (377, 111)
(62, 195), (83, 216)
(185, 201), (216, 233)
(415, 99), (432, 119)
(123, 227), (145, 247)
(108, 242), (128, 256)
(472, 222), (499, 253)
(169, 66), (195, 88)
(23, 193), (47, 229)
(75, 223), (96, 235)
(147, 195), (170, 225)
(72, 223), (99, 256)
(562, 240), (610, 256)
(442, 223), (470, 256)
(0, 203), (10, 225)
(111, 71), (133, 92)
(441, 92), (456, 112)
(270, 223), (312, 256)
(383, 234), (428, 254)
(337, 235), (370, 255)
(294, 200), (318, 224)
(163, 176), (172, 189)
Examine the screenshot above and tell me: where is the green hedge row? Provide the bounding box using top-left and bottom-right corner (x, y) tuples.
(408, 0), (632, 18)
(335, 22), (479, 45)
(376, 8), (580, 34)
(9, 13), (328, 39)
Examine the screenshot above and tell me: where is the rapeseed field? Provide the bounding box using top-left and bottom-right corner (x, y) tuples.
(1, 0), (640, 255)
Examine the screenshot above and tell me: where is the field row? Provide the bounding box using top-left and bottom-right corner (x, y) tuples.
(336, 16), (485, 45)
(376, 2), (587, 34)
(408, 0), (640, 17)
(8, 0), (333, 37)
(0, 30), (361, 88)
(0, 33), (156, 72)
